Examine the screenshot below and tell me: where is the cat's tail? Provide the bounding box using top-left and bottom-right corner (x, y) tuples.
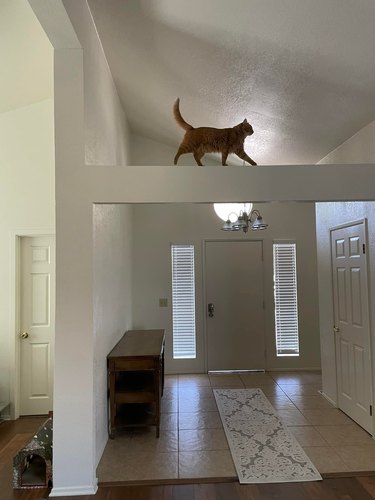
(173, 98), (193, 131)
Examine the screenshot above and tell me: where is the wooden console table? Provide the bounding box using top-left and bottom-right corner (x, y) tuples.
(107, 329), (165, 438)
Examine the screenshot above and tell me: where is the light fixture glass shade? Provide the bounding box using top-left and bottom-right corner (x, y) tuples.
(214, 202), (253, 222)
(232, 213), (247, 230)
(251, 215), (268, 230)
(221, 219), (234, 231)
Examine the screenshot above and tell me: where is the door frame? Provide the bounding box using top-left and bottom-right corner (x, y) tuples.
(9, 229), (55, 419)
(202, 238), (265, 373)
(329, 218), (374, 435)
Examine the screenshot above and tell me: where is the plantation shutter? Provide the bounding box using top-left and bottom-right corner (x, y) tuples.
(273, 242), (300, 356)
(171, 245), (196, 359)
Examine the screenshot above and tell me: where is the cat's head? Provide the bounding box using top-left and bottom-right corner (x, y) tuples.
(241, 118), (254, 136)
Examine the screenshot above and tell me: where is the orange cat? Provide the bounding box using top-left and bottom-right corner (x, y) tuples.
(173, 98), (257, 166)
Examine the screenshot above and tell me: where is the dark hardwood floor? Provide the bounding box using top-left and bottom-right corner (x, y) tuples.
(2, 417), (375, 499)
(0, 416), (50, 500)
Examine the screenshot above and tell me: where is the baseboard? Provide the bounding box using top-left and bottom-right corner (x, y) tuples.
(267, 367), (322, 372)
(167, 367), (322, 375)
(50, 481), (98, 497)
(208, 369), (265, 374)
(319, 390), (337, 407)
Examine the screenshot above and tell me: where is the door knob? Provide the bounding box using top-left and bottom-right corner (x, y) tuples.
(333, 326), (340, 333)
(208, 303), (215, 318)
(20, 331), (29, 339)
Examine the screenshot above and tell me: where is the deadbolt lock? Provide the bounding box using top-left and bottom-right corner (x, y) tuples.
(208, 303), (215, 318)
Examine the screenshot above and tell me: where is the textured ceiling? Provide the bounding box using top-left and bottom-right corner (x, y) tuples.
(88, 0), (375, 165)
(0, 0), (53, 114)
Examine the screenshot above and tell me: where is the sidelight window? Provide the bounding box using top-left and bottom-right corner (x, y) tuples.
(171, 245), (196, 359)
(273, 242), (300, 356)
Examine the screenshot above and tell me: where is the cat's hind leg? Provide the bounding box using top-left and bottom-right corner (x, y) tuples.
(174, 145), (187, 165)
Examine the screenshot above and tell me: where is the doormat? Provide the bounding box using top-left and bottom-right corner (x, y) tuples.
(214, 388), (322, 484)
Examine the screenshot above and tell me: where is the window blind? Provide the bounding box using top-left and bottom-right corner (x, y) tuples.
(171, 245), (196, 359)
(273, 242), (300, 356)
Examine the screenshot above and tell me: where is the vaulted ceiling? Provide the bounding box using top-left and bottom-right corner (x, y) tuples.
(5, 0), (375, 166)
(87, 0), (375, 165)
(0, 0), (53, 114)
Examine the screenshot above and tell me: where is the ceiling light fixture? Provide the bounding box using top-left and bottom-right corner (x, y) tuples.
(214, 203), (268, 233)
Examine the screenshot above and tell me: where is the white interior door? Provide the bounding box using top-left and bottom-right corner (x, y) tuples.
(331, 222), (373, 433)
(20, 236), (55, 415)
(205, 240), (265, 371)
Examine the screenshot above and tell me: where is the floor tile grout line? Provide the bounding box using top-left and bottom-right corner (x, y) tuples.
(159, 374), (373, 474)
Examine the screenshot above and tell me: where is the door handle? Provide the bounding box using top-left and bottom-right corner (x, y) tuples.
(333, 326), (340, 334)
(208, 303), (215, 318)
(20, 331), (29, 339)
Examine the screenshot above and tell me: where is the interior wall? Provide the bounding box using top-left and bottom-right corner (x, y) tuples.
(93, 203), (133, 465)
(132, 202), (321, 373)
(0, 98), (55, 416)
(316, 202), (375, 405)
(48, 2), (132, 494)
(62, 0), (130, 166)
(319, 118), (375, 164)
(317, 119), (375, 405)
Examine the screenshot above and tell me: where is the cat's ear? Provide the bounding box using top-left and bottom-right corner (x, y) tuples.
(243, 119), (248, 124)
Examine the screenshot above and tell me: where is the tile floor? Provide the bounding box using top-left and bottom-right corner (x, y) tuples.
(97, 371), (375, 483)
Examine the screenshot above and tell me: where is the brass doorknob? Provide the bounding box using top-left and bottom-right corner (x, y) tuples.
(20, 332), (29, 339)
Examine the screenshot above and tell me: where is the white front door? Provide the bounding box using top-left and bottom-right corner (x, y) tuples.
(331, 221), (373, 433)
(20, 236), (55, 415)
(205, 240), (265, 371)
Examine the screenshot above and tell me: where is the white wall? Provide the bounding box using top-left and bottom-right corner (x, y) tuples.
(316, 202), (375, 404)
(317, 119), (375, 405)
(93, 204), (133, 465)
(47, 1), (132, 494)
(63, 0), (129, 166)
(131, 202), (321, 373)
(319, 119), (375, 164)
(0, 99), (55, 415)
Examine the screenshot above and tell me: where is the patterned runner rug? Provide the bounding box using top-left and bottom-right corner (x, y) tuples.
(214, 388), (322, 484)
